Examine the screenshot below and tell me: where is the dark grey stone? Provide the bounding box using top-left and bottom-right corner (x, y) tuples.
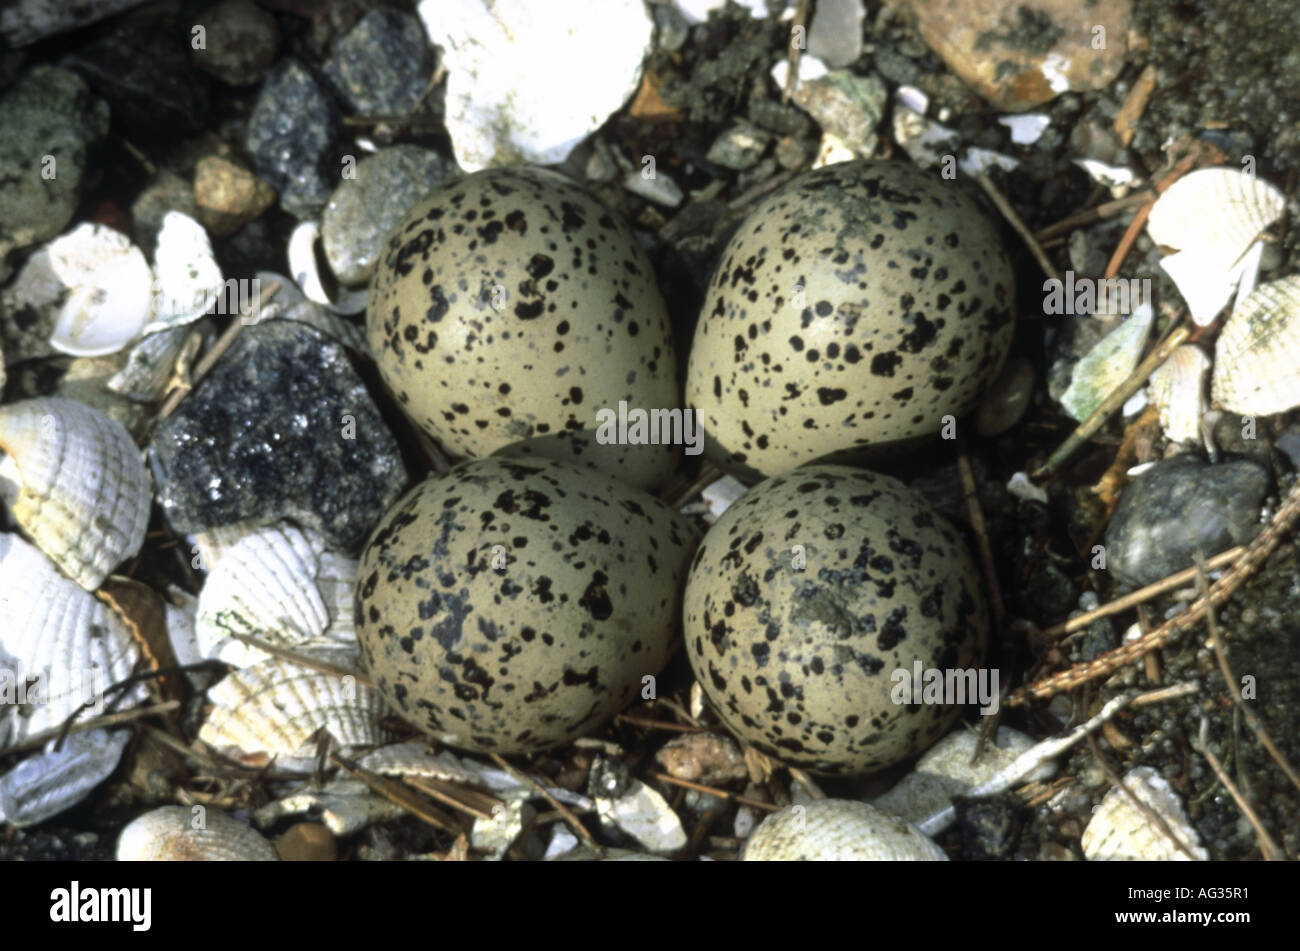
(1105, 456), (1270, 590)
(0, 66), (108, 268)
(150, 320), (409, 553)
(245, 59), (339, 218)
(322, 8), (433, 116)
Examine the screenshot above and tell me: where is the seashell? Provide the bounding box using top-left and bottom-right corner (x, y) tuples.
(1147, 168), (1285, 325)
(187, 518), (267, 574)
(742, 799), (948, 861)
(1147, 167), (1284, 265)
(0, 533), (146, 750)
(1211, 275), (1300, 416)
(473, 793), (534, 860)
(1081, 766), (1208, 860)
(0, 397), (151, 589)
(595, 777), (687, 853)
(1149, 344), (1210, 444)
(195, 523), (358, 667)
(107, 326), (201, 403)
(254, 777), (404, 836)
(42, 223), (155, 357)
(142, 211), (224, 334)
(116, 805), (279, 861)
(197, 650), (385, 766)
(1058, 302), (1153, 422)
(287, 221), (368, 316)
(0, 729), (130, 828)
(871, 726), (1055, 825)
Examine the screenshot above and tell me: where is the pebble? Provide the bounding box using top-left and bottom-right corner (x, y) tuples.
(807, 0), (865, 68)
(321, 146), (458, 285)
(0, 67), (109, 270)
(1, 0), (146, 47)
(955, 797), (1020, 859)
(194, 155), (278, 237)
(192, 0), (279, 87)
(274, 822), (338, 862)
(323, 8), (433, 116)
(1104, 455), (1270, 589)
(894, 0), (1133, 111)
(705, 122), (771, 170)
(652, 2), (691, 52)
(654, 733), (748, 786)
(244, 59), (340, 218)
(622, 168), (684, 207)
(419, 0), (653, 172)
(150, 320), (409, 553)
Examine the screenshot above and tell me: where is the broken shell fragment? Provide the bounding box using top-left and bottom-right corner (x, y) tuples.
(0, 397), (151, 590)
(1081, 766), (1208, 861)
(117, 805), (279, 861)
(197, 650), (384, 767)
(107, 327), (200, 403)
(1149, 344), (1210, 444)
(1058, 303), (1153, 422)
(0, 533), (146, 750)
(195, 522), (358, 668)
(0, 729), (130, 828)
(1211, 275), (1300, 416)
(742, 799), (948, 861)
(143, 212), (224, 334)
(43, 223), (155, 357)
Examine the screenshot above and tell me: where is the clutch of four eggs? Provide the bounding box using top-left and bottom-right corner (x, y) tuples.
(355, 160), (1013, 772)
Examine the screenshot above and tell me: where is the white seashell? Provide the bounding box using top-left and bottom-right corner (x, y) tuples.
(1211, 275), (1300, 416)
(143, 212), (224, 333)
(253, 777), (403, 836)
(998, 113), (1049, 145)
(1147, 168), (1285, 325)
(871, 727), (1055, 825)
(43, 223), (155, 357)
(1006, 471), (1048, 504)
(0, 397), (151, 590)
(1148, 344), (1210, 444)
(1082, 766), (1208, 861)
(595, 778), (688, 853)
(163, 585), (207, 688)
(287, 221), (368, 316)
(891, 106), (958, 170)
(107, 326), (200, 402)
(1058, 302), (1153, 421)
(742, 799), (948, 861)
(0, 533), (146, 750)
(0, 729), (130, 827)
(472, 792), (534, 860)
(187, 518), (266, 574)
(195, 523), (358, 668)
(116, 805), (279, 861)
(1073, 158), (1136, 194)
(198, 650), (384, 766)
(700, 475), (747, 522)
(960, 148), (1019, 176)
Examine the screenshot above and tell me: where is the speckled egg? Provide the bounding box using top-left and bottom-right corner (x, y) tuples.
(683, 465), (987, 775)
(355, 457), (697, 754)
(367, 166), (680, 490)
(686, 160), (1015, 478)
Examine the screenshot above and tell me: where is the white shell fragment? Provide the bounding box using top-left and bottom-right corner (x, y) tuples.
(254, 778), (404, 837)
(473, 793), (534, 861)
(287, 221), (367, 316)
(1149, 344), (1210, 444)
(195, 523), (358, 668)
(1081, 766), (1208, 861)
(1058, 302), (1154, 421)
(1212, 275), (1300, 416)
(198, 651), (384, 767)
(0, 533), (146, 750)
(998, 113), (1050, 145)
(117, 805), (279, 861)
(420, 0), (653, 172)
(1147, 168), (1285, 325)
(107, 326), (198, 403)
(742, 800), (948, 861)
(871, 727), (1055, 824)
(42, 223), (155, 357)
(595, 778), (688, 854)
(700, 475), (747, 522)
(0, 397), (151, 590)
(891, 105), (958, 170)
(0, 729), (130, 827)
(143, 212), (224, 333)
